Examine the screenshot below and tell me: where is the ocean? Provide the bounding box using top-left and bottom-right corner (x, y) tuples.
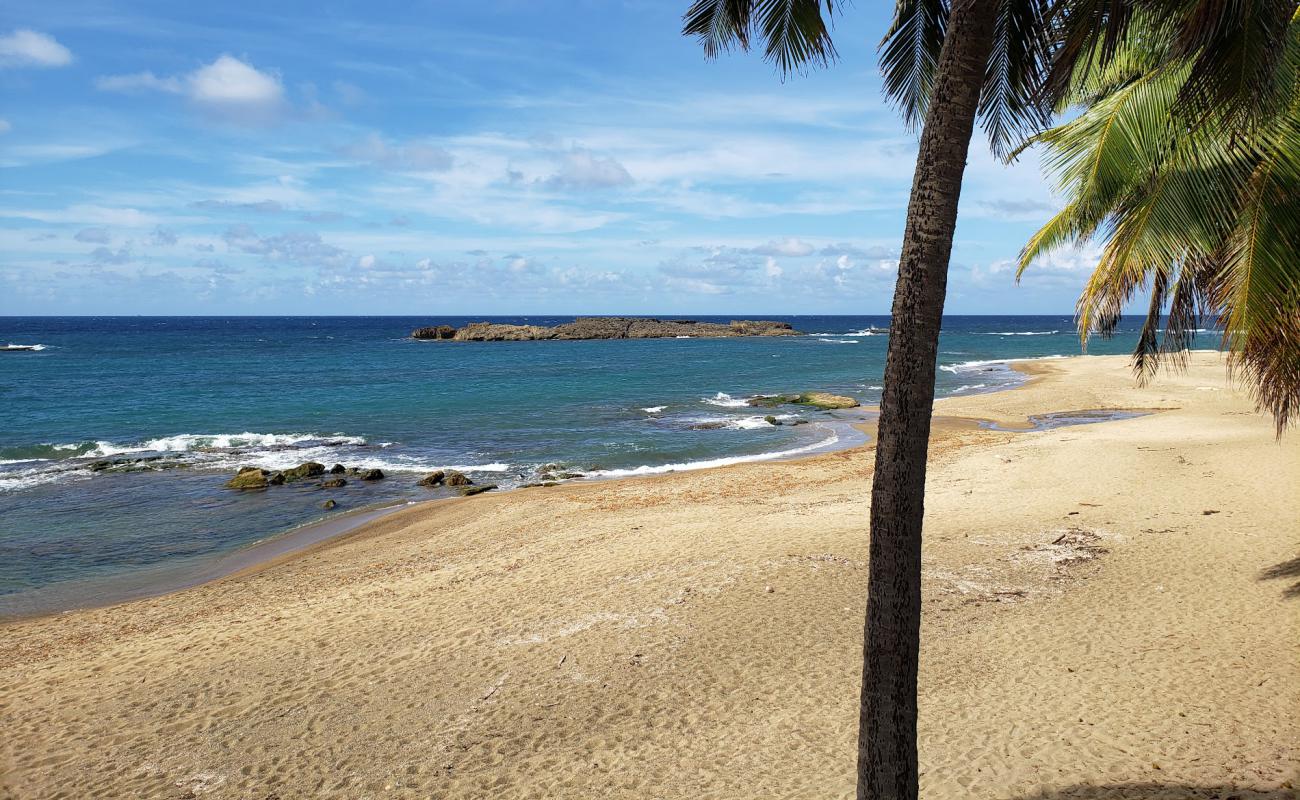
(0, 315), (1203, 615)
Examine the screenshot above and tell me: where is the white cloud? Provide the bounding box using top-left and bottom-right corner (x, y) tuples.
(541, 149), (632, 190)
(749, 237), (814, 257)
(95, 55), (283, 122)
(764, 256), (782, 278)
(0, 29), (72, 69)
(189, 54), (282, 107)
(95, 71), (183, 94)
(0, 118), (10, 134)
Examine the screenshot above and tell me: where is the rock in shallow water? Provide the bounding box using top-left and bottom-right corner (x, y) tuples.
(457, 484), (497, 496)
(747, 392), (859, 410)
(321, 498), (337, 509)
(282, 462), (326, 482)
(417, 470), (445, 487)
(225, 469), (269, 490)
(443, 470), (472, 486)
(357, 468), (385, 481)
(320, 477), (347, 489)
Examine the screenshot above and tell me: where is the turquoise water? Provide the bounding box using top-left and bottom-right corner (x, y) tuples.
(0, 315), (1190, 614)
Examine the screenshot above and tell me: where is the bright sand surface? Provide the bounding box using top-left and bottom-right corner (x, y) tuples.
(2, 352), (1297, 799)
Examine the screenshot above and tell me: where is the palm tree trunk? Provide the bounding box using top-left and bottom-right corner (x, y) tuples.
(857, 2), (998, 799)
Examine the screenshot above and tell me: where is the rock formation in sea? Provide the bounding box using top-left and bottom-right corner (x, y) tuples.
(411, 318), (800, 341)
(747, 392), (860, 410)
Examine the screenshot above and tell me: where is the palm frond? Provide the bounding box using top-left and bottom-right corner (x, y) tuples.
(878, 0), (948, 129)
(980, 0), (1055, 157)
(682, 0), (838, 77)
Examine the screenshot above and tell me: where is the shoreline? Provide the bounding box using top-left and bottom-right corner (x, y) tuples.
(3, 350), (1295, 798)
(0, 354), (1125, 622)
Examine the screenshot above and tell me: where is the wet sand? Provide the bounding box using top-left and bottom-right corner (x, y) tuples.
(2, 352), (1297, 799)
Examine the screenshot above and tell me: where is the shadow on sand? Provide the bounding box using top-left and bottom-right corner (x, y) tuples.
(1259, 555), (1300, 599)
(1011, 782), (1295, 799)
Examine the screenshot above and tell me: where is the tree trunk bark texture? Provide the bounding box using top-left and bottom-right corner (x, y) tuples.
(857, 2), (999, 799)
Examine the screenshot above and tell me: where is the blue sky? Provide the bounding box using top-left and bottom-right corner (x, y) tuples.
(1, 1), (1107, 315)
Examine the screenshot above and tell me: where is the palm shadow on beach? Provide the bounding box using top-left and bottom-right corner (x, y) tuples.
(1011, 783), (1295, 799)
(1259, 555), (1300, 599)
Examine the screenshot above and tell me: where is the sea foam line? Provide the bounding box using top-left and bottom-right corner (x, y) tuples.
(585, 429), (841, 478)
(940, 354), (1066, 373)
(701, 392), (751, 408)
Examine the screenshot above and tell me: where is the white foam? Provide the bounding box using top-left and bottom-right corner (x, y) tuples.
(642, 406), (666, 413)
(0, 465), (90, 493)
(685, 413), (797, 431)
(701, 392), (750, 408)
(3, 343), (46, 351)
(586, 430), (841, 478)
(75, 432), (367, 457)
(818, 339), (860, 344)
(952, 383), (988, 393)
(978, 331), (1060, 336)
(940, 354), (1066, 374)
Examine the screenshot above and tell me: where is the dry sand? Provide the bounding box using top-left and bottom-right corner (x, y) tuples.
(2, 352), (1297, 799)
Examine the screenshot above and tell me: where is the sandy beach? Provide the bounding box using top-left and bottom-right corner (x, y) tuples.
(2, 351), (1296, 799)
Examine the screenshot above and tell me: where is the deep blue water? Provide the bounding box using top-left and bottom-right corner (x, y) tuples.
(0, 315), (1195, 614)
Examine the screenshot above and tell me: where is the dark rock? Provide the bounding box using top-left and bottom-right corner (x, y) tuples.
(357, 468), (385, 481)
(764, 415), (783, 426)
(411, 325), (457, 340)
(457, 484), (497, 496)
(746, 392), (859, 410)
(282, 462), (326, 482)
(89, 460), (112, 472)
(791, 419), (810, 426)
(443, 470), (472, 486)
(688, 421), (730, 430)
(268, 471), (286, 485)
(329, 463), (346, 474)
(417, 470), (446, 487)
(321, 477), (347, 488)
(321, 499), (337, 509)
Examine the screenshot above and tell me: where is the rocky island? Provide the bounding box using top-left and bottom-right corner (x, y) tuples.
(411, 317), (800, 341)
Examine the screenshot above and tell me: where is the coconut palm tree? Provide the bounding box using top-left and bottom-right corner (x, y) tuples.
(1017, 4), (1300, 434)
(683, 1), (1053, 797)
(682, 1), (1297, 797)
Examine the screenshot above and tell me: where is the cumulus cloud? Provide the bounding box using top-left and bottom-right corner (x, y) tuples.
(0, 29), (72, 68)
(96, 55), (283, 122)
(222, 224), (347, 267)
(341, 133), (453, 172)
(89, 244), (133, 265)
(189, 55), (282, 107)
(764, 257), (783, 278)
(970, 242), (1102, 287)
(541, 149), (633, 190)
(74, 227), (111, 244)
